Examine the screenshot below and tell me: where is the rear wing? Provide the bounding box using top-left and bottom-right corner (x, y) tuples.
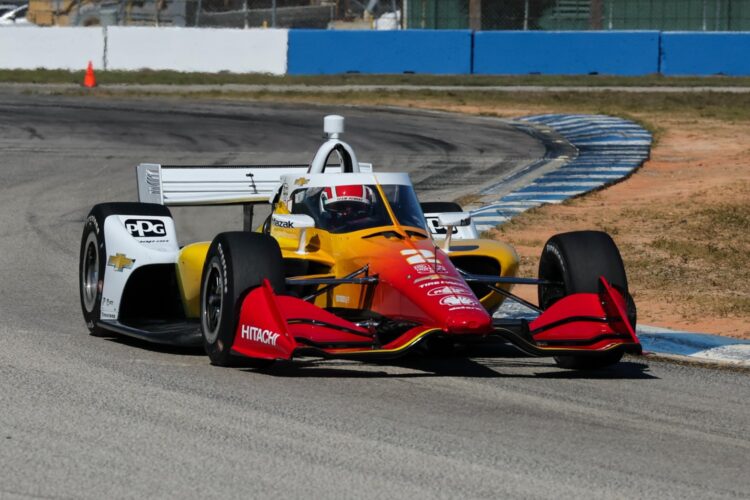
(136, 163), (373, 206)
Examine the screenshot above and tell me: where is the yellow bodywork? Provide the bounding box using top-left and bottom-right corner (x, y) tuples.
(175, 205), (520, 319)
(176, 242), (210, 318)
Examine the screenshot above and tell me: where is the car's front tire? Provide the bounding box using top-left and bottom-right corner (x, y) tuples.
(537, 230), (635, 369)
(200, 232), (285, 367)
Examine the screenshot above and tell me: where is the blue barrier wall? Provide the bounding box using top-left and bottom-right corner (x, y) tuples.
(473, 31), (661, 76)
(661, 32), (750, 76)
(287, 30), (472, 75)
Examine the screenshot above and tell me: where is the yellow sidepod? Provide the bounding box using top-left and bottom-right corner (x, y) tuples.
(176, 241), (211, 318)
(444, 239), (520, 313)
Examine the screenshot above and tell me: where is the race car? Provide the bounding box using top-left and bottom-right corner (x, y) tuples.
(79, 115), (640, 370)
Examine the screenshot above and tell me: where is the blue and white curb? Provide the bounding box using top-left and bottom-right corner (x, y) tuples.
(637, 326), (750, 366)
(472, 114), (651, 232)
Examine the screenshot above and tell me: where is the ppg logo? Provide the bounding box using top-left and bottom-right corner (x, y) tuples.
(125, 219), (167, 238)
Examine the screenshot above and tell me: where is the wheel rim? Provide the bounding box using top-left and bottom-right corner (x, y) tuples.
(82, 232), (99, 312)
(202, 261), (223, 344)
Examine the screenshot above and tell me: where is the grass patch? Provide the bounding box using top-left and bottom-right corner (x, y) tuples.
(622, 191), (750, 319)
(5, 69), (750, 88)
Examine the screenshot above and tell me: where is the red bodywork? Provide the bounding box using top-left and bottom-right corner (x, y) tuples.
(230, 243), (640, 361)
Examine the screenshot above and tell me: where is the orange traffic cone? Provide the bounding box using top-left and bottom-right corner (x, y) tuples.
(83, 61), (97, 88)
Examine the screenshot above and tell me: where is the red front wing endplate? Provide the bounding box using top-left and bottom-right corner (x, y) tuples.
(495, 277), (641, 357)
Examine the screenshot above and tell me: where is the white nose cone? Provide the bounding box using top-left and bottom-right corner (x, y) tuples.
(324, 115), (345, 139)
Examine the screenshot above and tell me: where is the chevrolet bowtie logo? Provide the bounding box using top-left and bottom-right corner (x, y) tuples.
(294, 177), (310, 186)
(108, 253), (135, 272)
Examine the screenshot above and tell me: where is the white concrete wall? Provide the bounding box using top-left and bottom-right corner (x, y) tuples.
(0, 27), (104, 70)
(106, 27), (288, 74)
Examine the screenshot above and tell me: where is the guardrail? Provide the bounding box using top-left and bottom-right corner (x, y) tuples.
(1, 28), (749, 76)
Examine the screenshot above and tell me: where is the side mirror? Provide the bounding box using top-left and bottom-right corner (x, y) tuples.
(436, 212), (471, 252)
(437, 212), (471, 227)
(271, 213), (315, 230)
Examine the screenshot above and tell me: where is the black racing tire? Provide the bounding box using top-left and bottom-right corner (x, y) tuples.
(420, 201), (463, 214)
(537, 230), (635, 370)
(79, 202), (171, 336)
(200, 232), (285, 367)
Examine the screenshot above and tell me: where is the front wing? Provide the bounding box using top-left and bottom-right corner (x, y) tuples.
(230, 279), (641, 362)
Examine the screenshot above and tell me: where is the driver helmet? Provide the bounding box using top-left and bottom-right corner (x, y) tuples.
(320, 185), (375, 218)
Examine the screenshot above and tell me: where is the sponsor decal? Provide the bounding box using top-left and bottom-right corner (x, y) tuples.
(107, 253), (135, 272)
(335, 294), (350, 304)
(416, 277), (464, 288)
(400, 248), (435, 264)
(125, 219), (166, 238)
(439, 295), (478, 307)
(241, 325), (280, 346)
(87, 215), (100, 235)
(427, 285), (472, 297)
(400, 249), (451, 275)
(101, 312), (116, 319)
(448, 306), (483, 312)
(273, 218), (295, 229)
(294, 177), (310, 186)
(103, 297), (115, 306)
(412, 263), (432, 274)
(217, 243), (228, 294)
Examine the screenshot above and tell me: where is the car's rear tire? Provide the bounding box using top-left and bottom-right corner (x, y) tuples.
(79, 202), (171, 336)
(537, 230), (635, 369)
(200, 232), (285, 367)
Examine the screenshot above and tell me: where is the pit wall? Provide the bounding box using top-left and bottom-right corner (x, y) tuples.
(1, 27), (749, 76)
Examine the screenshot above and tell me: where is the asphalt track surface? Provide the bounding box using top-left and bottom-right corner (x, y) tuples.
(0, 94), (748, 499)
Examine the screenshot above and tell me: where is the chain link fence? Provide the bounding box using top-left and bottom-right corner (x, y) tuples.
(25, 0), (750, 30)
(26, 0), (401, 27)
(408, 0), (750, 31)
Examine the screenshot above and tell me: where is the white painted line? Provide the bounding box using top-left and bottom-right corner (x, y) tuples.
(558, 167), (634, 173)
(504, 191), (582, 197)
(527, 181), (604, 188)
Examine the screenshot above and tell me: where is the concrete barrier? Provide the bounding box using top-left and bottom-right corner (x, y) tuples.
(5, 27), (750, 77)
(287, 30), (472, 74)
(473, 31), (661, 76)
(106, 27), (288, 74)
(0, 27), (104, 70)
(661, 32), (750, 76)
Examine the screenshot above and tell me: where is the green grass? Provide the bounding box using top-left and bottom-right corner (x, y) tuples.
(49, 86), (750, 125)
(4, 68), (750, 87)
